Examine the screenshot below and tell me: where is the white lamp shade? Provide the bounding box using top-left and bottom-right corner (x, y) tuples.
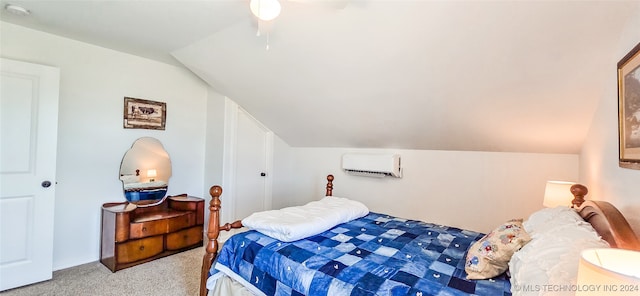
(543, 180), (575, 207)
(250, 0), (281, 21)
(576, 248), (640, 295)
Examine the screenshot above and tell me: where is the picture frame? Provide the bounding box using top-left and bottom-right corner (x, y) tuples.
(123, 97), (166, 130)
(618, 42), (640, 169)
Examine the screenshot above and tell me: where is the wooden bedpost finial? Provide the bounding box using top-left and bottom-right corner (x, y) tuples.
(210, 185), (222, 198)
(570, 184), (588, 208)
(326, 174), (334, 196)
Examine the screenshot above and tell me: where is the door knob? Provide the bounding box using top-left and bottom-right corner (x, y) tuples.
(260, 172), (266, 177)
(41, 180), (52, 188)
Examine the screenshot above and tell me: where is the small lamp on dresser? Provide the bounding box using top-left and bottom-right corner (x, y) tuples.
(576, 248), (640, 295)
(147, 169), (157, 182)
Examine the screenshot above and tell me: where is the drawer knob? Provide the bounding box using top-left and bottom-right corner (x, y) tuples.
(139, 245), (145, 251)
(142, 227), (147, 232)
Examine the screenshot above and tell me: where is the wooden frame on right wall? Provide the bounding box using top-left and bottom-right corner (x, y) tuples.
(618, 42), (640, 169)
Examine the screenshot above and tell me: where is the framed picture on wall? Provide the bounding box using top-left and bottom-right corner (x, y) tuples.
(618, 42), (640, 169)
(123, 97), (166, 130)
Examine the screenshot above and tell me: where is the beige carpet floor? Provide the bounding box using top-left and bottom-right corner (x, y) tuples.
(0, 246), (204, 296)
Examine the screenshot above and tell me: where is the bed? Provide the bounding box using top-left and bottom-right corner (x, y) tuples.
(120, 171), (168, 201)
(123, 182), (168, 201)
(199, 175), (640, 296)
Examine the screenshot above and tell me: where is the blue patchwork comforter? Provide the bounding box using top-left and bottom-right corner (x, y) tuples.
(209, 212), (511, 296)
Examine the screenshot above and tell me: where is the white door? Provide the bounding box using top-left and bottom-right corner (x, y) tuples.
(234, 108), (270, 220)
(0, 58), (60, 291)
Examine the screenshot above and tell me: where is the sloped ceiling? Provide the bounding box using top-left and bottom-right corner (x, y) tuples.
(2, 0), (638, 153)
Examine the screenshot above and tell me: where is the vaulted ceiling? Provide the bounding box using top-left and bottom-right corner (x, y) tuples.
(2, 0), (637, 153)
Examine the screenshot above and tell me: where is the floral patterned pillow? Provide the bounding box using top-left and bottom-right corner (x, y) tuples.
(465, 219), (531, 280)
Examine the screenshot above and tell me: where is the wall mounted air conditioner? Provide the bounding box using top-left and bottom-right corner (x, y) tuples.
(341, 153), (402, 178)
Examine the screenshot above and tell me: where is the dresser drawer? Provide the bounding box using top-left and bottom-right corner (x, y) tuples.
(166, 226), (203, 250)
(166, 212), (195, 233)
(116, 236), (163, 264)
(129, 219), (167, 239)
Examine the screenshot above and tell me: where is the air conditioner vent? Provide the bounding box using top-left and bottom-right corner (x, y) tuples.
(341, 153), (402, 178)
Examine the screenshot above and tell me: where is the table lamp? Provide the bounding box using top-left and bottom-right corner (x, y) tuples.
(147, 169), (157, 182)
(543, 180), (575, 207)
(576, 248), (640, 295)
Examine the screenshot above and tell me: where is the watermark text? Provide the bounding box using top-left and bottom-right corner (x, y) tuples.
(513, 284), (639, 293)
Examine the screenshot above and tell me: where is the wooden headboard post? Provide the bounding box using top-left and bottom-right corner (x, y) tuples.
(200, 186), (222, 296)
(570, 184), (588, 208)
(200, 186), (243, 296)
(326, 174), (334, 196)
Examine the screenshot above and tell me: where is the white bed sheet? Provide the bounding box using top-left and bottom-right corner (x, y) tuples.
(209, 274), (256, 296)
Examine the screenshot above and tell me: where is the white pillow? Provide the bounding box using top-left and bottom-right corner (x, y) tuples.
(523, 206), (583, 235)
(242, 196), (369, 242)
(509, 208), (609, 296)
(120, 174), (140, 184)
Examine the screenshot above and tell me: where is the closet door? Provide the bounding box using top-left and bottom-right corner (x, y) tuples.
(0, 58), (59, 291)
(234, 108), (270, 220)
(221, 98), (273, 223)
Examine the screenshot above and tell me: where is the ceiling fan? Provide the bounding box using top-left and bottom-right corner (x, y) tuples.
(248, 0), (352, 49)
(249, 0), (350, 21)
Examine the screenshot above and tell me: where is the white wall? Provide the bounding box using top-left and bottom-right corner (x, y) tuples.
(276, 147), (578, 233)
(580, 5), (640, 233)
(203, 87), (226, 219)
(1, 22), (210, 270)
(271, 136), (295, 210)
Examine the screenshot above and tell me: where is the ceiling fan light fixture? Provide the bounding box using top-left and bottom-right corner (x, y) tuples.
(250, 0), (281, 21)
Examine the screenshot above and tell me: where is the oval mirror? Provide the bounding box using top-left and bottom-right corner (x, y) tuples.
(119, 137), (172, 206)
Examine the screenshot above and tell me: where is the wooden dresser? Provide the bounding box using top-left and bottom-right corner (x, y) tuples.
(100, 194), (204, 272)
